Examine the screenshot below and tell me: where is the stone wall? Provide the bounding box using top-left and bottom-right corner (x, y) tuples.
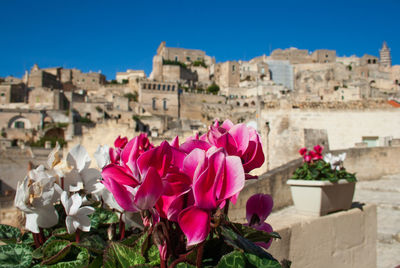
(268, 204), (377, 268)
(259, 107), (400, 171)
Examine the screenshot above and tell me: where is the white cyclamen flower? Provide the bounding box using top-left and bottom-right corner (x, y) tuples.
(61, 191), (95, 234)
(14, 165), (60, 233)
(56, 144), (104, 195)
(94, 145), (110, 169)
(324, 152), (347, 170)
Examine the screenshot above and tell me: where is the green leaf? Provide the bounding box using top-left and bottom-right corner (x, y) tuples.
(47, 245), (89, 268)
(52, 228), (75, 241)
(244, 253), (282, 268)
(121, 233), (141, 246)
(42, 240), (71, 265)
(176, 263), (196, 268)
(21, 232), (34, 245)
(220, 226), (277, 261)
(0, 243), (33, 268)
(79, 234), (107, 254)
(0, 224), (21, 243)
(229, 222), (281, 244)
(89, 207), (119, 229)
(202, 237), (233, 267)
(88, 254), (103, 268)
(146, 244), (160, 266)
(103, 242), (146, 268)
(216, 250), (246, 268)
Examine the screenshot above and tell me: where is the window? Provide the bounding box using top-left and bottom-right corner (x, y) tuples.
(82, 79), (85, 82)
(186, 56), (191, 61)
(14, 121), (25, 129)
(0, 93), (5, 97)
(167, 85), (170, 91)
(175, 56), (178, 61)
(142, 84), (146, 89)
(162, 85), (165, 90)
(197, 57), (201, 61)
(172, 86), (175, 91)
(157, 84), (161, 90)
(325, 54), (328, 58)
(163, 99), (167, 110)
(152, 98), (156, 110)
(92, 79), (95, 82)
(232, 65), (236, 72)
(362, 136), (379, 147)
(152, 84), (156, 90)
(261, 67), (265, 74)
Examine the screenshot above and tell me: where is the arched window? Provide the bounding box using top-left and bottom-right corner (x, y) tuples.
(152, 98), (156, 110)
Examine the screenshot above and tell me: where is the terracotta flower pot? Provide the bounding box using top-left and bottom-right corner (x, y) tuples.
(286, 179), (355, 216)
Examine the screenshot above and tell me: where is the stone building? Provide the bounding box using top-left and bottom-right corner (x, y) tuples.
(28, 88), (68, 110)
(116, 70), (146, 83)
(0, 83), (26, 105)
(214, 61), (240, 95)
(150, 42), (214, 87)
(311, 49), (337, 63)
(360, 54), (379, 66)
(379, 41), (392, 67)
(138, 80), (179, 118)
(270, 48), (313, 64)
(28, 64), (61, 89)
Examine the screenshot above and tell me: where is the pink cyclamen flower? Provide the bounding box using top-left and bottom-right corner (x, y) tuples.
(246, 193), (274, 249)
(205, 119), (265, 177)
(313, 145), (323, 155)
(101, 136), (164, 223)
(299, 147), (308, 156)
(177, 147), (245, 246)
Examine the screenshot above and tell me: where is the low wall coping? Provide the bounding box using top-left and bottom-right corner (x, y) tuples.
(266, 203), (377, 268)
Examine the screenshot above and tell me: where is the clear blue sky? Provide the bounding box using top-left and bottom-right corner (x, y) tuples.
(1, 0), (399, 80)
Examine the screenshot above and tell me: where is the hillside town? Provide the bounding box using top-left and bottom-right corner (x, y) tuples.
(0, 41), (399, 188)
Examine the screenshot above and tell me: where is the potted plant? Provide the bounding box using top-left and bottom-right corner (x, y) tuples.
(287, 145), (357, 216)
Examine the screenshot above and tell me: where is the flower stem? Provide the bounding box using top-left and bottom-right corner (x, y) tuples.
(39, 227), (46, 244)
(75, 229), (80, 243)
(33, 233), (40, 248)
(61, 177), (64, 190)
(119, 213), (125, 240)
(196, 242), (205, 268)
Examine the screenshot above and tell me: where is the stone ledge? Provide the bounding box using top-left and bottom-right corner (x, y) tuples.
(267, 204), (377, 268)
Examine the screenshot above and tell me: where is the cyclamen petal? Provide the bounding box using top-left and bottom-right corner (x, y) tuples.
(216, 156), (245, 201)
(252, 222), (274, 249)
(193, 149), (224, 210)
(133, 167), (163, 210)
(183, 148), (206, 182)
(228, 123), (250, 156)
(67, 144), (91, 172)
(137, 141), (172, 178)
(102, 164), (139, 188)
(178, 206), (210, 246)
(246, 194), (273, 224)
(104, 178), (138, 212)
